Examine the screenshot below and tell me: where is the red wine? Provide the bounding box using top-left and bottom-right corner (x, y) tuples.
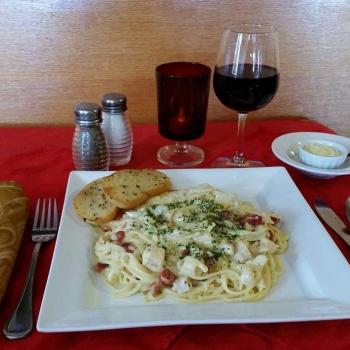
(156, 62), (211, 141)
(213, 63), (279, 113)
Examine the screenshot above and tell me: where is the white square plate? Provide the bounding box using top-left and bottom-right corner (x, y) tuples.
(37, 167), (350, 332)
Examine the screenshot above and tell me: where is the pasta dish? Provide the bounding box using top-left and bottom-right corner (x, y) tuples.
(94, 185), (288, 302)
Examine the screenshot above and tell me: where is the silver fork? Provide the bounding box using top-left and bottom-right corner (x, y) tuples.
(3, 198), (59, 339)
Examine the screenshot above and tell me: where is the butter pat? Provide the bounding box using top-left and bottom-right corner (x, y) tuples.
(303, 143), (342, 157)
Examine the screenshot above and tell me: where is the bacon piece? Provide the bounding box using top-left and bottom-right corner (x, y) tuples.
(159, 268), (176, 286)
(240, 213), (264, 226)
(115, 209), (125, 220)
(179, 247), (190, 258)
(203, 255), (216, 273)
(110, 231), (134, 252)
(122, 243), (135, 253)
(144, 268), (177, 296)
(116, 230), (125, 243)
(271, 216), (280, 224)
(267, 229), (277, 243)
(94, 262), (109, 272)
(143, 279), (163, 296)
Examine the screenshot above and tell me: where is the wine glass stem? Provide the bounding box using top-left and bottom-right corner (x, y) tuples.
(175, 141), (188, 153)
(233, 113), (247, 164)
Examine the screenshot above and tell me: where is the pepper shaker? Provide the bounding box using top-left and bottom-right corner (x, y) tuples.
(101, 93), (133, 166)
(72, 102), (109, 170)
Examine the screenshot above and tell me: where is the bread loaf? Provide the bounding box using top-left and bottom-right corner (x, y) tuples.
(102, 169), (171, 209)
(73, 178), (119, 225)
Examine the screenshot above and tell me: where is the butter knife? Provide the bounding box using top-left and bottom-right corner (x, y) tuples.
(314, 198), (350, 247)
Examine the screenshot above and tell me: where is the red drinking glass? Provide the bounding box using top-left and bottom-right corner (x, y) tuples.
(156, 62), (211, 167)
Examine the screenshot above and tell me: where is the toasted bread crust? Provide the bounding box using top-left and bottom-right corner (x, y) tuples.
(102, 169), (171, 209)
(73, 178), (118, 225)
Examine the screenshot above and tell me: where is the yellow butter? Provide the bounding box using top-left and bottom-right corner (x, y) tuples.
(303, 143), (342, 157)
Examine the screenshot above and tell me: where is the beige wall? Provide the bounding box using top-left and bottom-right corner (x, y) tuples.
(0, 0), (349, 135)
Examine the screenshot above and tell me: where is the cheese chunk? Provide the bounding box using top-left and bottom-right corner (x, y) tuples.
(172, 277), (192, 294)
(177, 256), (208, 278)
(142, 246), (165, 272)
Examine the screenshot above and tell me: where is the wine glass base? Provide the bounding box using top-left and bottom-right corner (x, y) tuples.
(211, 157), (264, 168)
(157, 144), (204, 167)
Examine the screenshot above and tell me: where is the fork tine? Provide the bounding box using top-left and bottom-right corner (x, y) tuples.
(53, 198), (58, 230)
(33, 198), (41, 229)
(39, 198), (46, 230)
(46, 198), (52, 230)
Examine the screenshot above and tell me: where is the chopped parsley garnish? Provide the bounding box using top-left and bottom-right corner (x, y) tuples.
(186, 242), (203, 260)
(141, 196), (241, 259)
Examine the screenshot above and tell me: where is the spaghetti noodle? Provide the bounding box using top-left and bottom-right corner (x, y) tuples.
(94, 185), (288, 302)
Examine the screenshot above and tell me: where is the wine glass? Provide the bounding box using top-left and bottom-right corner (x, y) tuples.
(156, 62), (211, 167)
(212, 24), (280, 168)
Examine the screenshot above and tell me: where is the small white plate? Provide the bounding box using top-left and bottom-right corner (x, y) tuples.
(272, 132), (350, 179)
(37, 168), (350, 332)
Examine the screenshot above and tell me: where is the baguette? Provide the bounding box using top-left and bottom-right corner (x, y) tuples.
(102, 169), (171, 209)
(73, 178), (119, 225)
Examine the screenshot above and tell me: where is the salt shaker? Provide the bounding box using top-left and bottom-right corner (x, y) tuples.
(72, 102), (109, 170)
(101, 93), (133, 166)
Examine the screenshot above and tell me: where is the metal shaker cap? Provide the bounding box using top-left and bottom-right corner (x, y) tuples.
(74, 102), (102, 123)
(101, 93), (127, 112)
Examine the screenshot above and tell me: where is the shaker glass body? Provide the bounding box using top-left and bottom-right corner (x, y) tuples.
(101, 110), (133, 166)
(72, 124), (109, 170)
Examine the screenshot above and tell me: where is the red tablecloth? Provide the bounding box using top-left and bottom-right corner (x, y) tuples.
(0, 118), (349, 350)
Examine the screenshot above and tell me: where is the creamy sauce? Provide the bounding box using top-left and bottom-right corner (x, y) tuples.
(94, 185), (288, 301)
(303, 143), (342, 157)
